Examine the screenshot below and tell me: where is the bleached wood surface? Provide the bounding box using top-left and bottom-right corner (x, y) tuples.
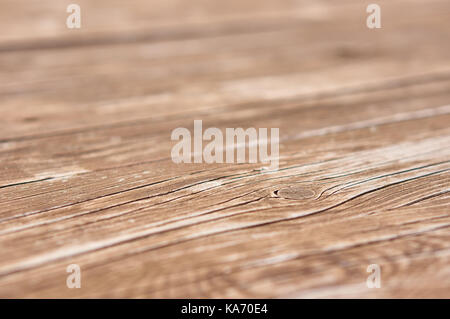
(0, 0), (449, 298)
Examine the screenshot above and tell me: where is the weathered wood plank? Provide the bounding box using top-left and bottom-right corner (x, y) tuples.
(0, 0), (449, 298)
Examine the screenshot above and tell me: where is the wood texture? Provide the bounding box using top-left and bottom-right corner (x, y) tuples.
(0, 0), (449, 298)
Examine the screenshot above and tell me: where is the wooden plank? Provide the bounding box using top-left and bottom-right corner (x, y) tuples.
(0, 0), (384, 42)
(0, 0), (449, 298)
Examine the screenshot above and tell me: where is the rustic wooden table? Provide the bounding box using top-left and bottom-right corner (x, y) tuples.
(0, 0), (449, 298)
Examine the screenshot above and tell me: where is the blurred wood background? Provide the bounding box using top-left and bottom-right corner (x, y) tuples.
(0, 0), (449, 298)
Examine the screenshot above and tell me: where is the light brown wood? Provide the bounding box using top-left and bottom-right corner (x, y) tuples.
(0, 0), (449, 298)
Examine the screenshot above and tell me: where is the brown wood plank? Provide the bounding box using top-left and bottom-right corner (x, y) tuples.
(0, 0), (449, 298)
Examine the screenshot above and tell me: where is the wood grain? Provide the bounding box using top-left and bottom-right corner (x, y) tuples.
(0, 0), (449, 298)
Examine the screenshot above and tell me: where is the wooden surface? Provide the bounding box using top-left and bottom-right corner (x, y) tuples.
(0, 0), (449, 298)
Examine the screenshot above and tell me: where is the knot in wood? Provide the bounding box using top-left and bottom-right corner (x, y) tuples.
(275, 185), (316, 200)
